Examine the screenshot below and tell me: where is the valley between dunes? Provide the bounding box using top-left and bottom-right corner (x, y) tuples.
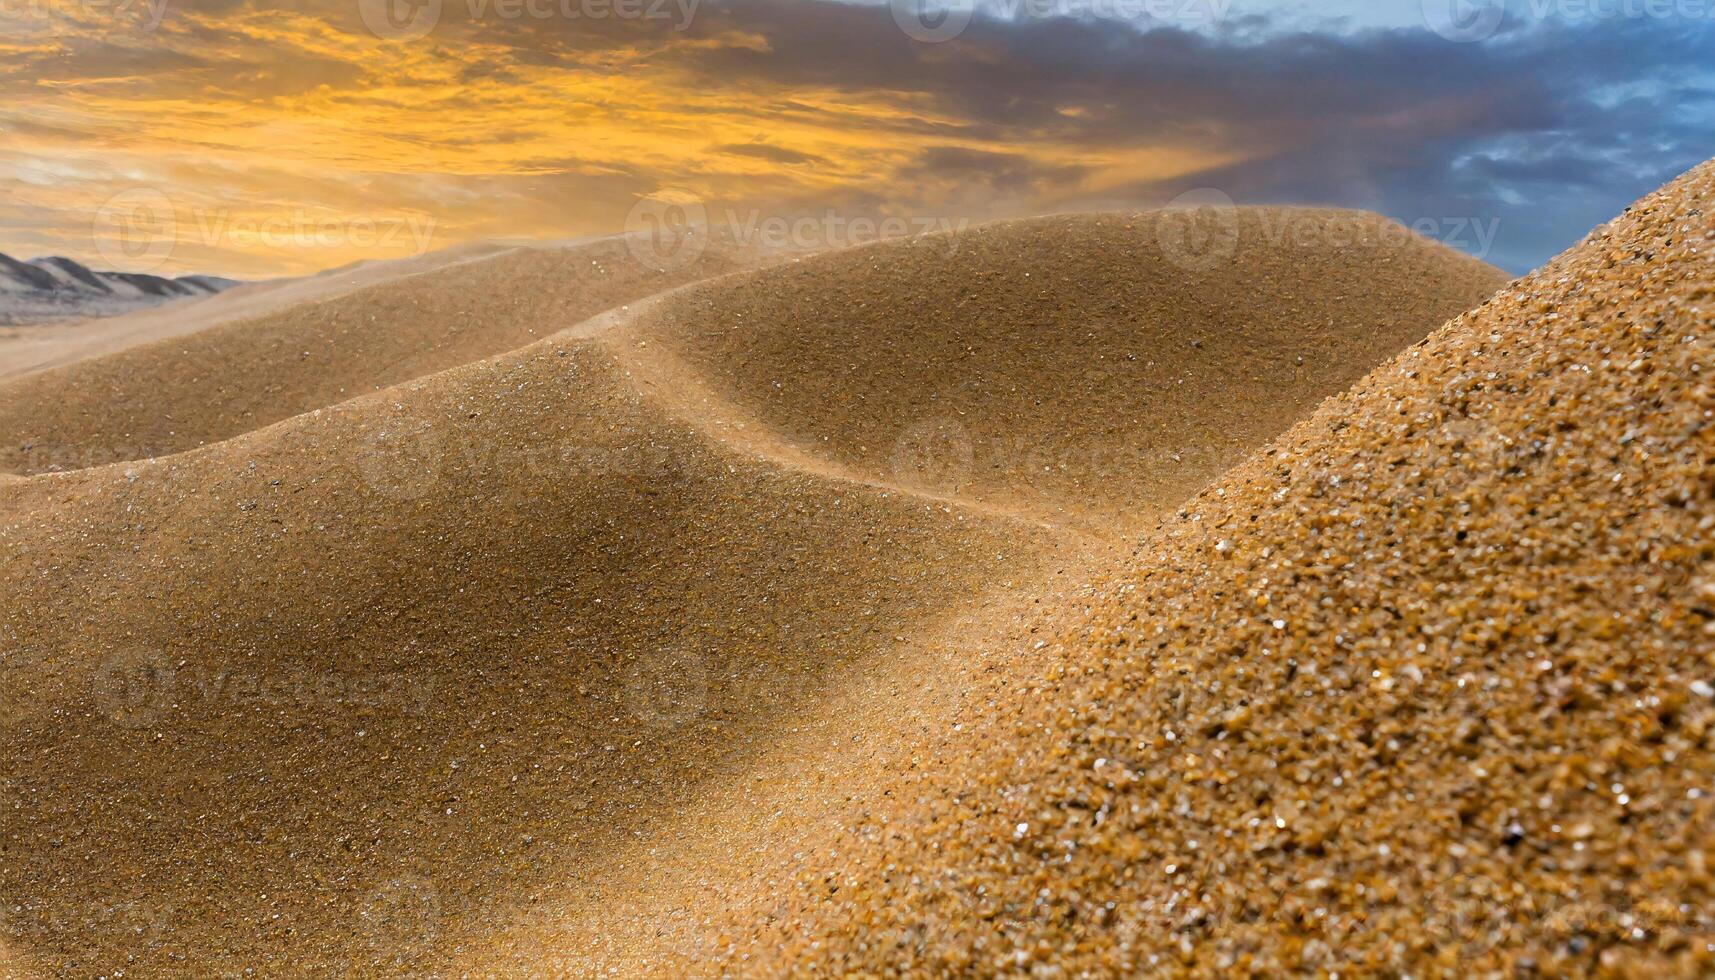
(7, 177), (1700, 976)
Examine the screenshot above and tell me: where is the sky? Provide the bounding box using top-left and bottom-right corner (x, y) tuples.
(0, 0), (1710, 278)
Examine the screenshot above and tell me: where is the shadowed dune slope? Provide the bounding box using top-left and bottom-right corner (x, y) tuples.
(0, 236), (768, 475)
(623, 209), (1506, 528)
(0, 333), (1062, 975)
(0, 209), (1510, 976)
(719, 163), (1715, 975)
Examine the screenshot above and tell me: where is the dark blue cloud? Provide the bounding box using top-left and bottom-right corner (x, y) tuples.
(701, 0), (1715, 270)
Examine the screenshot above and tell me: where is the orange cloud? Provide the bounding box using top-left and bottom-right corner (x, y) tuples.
(0, 0), (1251, 276)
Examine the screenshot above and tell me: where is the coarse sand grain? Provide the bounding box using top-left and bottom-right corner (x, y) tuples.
(703, 159), (1715, 978)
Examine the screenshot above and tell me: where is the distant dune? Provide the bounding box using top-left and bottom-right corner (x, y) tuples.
(0, 241), (518, 381)
(0, 236), (770, 474)
(0, 203), (1512, 975)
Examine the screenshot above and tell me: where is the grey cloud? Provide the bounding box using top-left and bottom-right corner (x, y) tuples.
(667, 1), (1714, 270)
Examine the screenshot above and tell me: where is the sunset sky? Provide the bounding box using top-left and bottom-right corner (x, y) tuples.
(2, 0), (1710, 278)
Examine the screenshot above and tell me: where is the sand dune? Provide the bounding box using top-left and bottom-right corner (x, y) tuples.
(0, 209), (1506, 975)
(0, 241), (515, 382)
(0, 334), (1069, 974)
(0, 236), (766, 475)
(622, 210), (1503, 528)
(704, 162), (1715, 975)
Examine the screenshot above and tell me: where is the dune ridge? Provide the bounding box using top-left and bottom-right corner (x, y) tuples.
(621, 209), (1504, 529)
(706, 161), (1715, 976)
(0, 208), (1505, 975)
(0, 236), (770, 476)
(0, 240), (519, 383)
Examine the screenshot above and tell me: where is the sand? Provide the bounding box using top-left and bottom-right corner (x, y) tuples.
(623, 210), (1502, 530)
(0, 235), (770, 475)
(0, 206), (1515, 975)
(0, 241), (513, 383)
(702, 162), (1715, 976)
(0, 330), (1053, 976)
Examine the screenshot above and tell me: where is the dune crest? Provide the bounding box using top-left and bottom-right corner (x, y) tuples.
(620, 209), (1504, 529)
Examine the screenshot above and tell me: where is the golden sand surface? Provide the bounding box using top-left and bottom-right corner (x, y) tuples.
(712, 162), (1715, 977)
(625, 209), (1503, 530)
(0, 236), (770, 476)
(0, 208), (1506, 975)
(0, 241), (517, 383)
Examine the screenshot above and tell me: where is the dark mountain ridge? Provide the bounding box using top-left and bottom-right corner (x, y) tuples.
(0, 250), (239, 325)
